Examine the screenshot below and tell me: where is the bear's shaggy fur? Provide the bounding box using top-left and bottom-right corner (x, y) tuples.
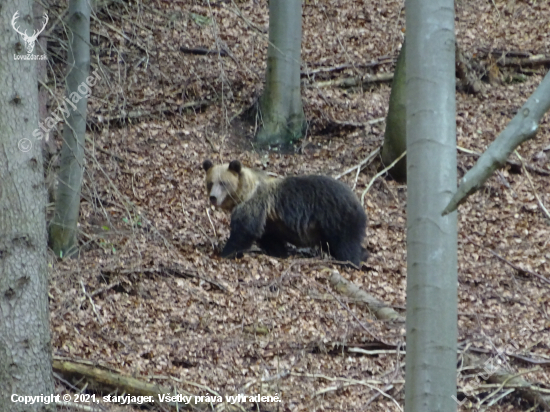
(202, 159), (368, 266)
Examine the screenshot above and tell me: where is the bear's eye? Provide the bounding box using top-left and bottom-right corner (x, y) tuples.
(207, 182), (213, 191)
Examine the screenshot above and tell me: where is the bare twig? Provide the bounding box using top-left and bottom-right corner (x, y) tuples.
(292, 372), (403, 411)
(205, 208), (219, 245)
(80, 280), (102, 324)
(515, 150), (550, 220)
(361, 150), (407, 206)
(89, 281), (121, 298)
(465, 236), (550, 286)
(335, 147), (381, 180)
(457, 146), (550, 177)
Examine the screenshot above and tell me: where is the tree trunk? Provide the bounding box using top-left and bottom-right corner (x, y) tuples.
(256, 0), (305, 147)
(381, 40), (407, 182)
(49, 0), (91, 257)
(405, 0), (458, 411)
(0, 2), (55, 411)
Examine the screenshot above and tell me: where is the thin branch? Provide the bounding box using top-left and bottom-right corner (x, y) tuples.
(515, 150), (550, 220)
(466, 236), (550, 286)
(457, 146), (550, 176)
(361, 150), (406, 206)
(335, 147), (381, 180)
(444, 70), (550, 215)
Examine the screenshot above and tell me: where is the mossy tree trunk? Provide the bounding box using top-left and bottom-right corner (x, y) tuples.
(381, 40), (407, 182)
(49, 0), (91, 257)
(256, 0), (305, 147)
(0, 1), (55, 410)
(405, 0), (458, 411)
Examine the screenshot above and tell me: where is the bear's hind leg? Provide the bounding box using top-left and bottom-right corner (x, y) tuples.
(361, 247), (370, 262)
(258, 235), (288, 258)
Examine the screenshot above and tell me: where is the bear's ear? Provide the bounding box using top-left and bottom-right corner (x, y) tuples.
(228, 160), (242, 174)
(202, 160), (213, 172)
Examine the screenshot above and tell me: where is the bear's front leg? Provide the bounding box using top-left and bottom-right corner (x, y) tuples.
(220, 204), (265, 259)
(220, 231), (255, 258)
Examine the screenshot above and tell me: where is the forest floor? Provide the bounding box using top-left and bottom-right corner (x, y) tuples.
(46, 0), (550, 411)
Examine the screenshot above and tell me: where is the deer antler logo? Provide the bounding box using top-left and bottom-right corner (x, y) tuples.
(11, 11), (49, 54)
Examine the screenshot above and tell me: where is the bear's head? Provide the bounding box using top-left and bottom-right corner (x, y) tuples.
(202, 160), (245, 211)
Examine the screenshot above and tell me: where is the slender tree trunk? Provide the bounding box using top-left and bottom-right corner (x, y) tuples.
(405, 0), (458, 411)
(49, 0), (91, 257)
(382, 40), (407, 182)
(256, 0), (305, 147)
(0, 1), (55, 411)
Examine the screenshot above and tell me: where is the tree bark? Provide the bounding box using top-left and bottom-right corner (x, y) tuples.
(0, 1), (55, 411)
(382, 40), (407, 182)
(256, 0), (305, 147)
(405, 0), (458, 411)
(49, 0), (91, 257)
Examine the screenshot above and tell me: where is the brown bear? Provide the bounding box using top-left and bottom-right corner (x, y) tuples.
(202, 159), (368, 266)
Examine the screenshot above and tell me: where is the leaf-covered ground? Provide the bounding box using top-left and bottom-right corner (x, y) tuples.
(47, 0), (550, 411)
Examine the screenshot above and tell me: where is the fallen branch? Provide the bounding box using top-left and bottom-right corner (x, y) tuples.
(308, 72), (394, 88)
(301, 56), (396, 76)
(328, 117), (385, 129)
(461, 353), (550, 411)
(92, 100), (214, 124)
(180, 46), (228, 56)
(478, 48), (550, 67)
(467, 346), (550, 366)
(52, 359), (217, 410)
(113, 265), (228, 292)
(328, 270), (403, 321)
(500, 54), (550, 68)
